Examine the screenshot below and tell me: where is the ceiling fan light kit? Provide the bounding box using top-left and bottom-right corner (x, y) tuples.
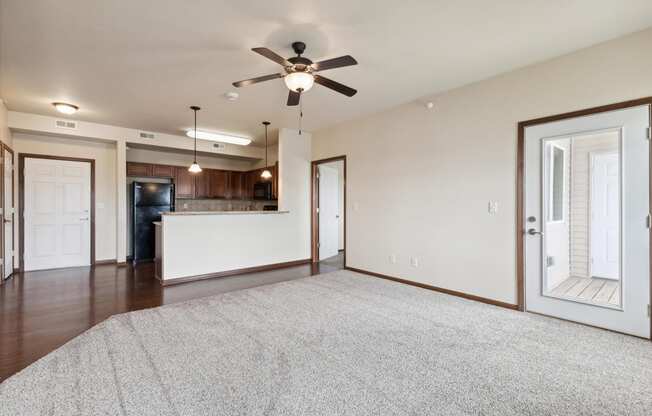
(232, 41), (358, 107)
(284, 71), (314, 93)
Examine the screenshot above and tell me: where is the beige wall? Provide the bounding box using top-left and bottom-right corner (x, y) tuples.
(250, 144), (279, 170)
(13, 132), (117, 263)
(0, 99), (12, 148)
(312, 28), (652, 305)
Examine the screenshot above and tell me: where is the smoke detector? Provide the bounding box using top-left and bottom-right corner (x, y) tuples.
(224, 92), (239, 102)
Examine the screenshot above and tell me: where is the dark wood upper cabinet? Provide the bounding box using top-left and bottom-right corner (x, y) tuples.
(128, 161), (276, 200)
(194, 169), (210, 199)
(272, 162), (279, 200)
(208, 169), (229, 198)
(228, 171), (244, 200)
(126, 162), (152, 177)
(174, 167), (194, 199)
(152, 164), (175, 178)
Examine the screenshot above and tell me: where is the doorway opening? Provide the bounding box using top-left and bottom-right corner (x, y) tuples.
(19, 154), (95, 271)
(311, 156), (346, 270)
(518, 99), (651, 339)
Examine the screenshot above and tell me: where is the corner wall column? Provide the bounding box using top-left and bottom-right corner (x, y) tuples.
(116, 140), (127, 263)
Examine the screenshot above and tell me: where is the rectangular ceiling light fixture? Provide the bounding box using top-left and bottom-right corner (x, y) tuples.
(186, 129), (251, 146)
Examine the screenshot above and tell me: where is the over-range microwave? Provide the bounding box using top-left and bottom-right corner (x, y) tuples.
(253, 181), (272, 200)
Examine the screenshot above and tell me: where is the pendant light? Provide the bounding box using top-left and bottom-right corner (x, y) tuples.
(188, 106), (202, 173)
(260, 121), (272, 179)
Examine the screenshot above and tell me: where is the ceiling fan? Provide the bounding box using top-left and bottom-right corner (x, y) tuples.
(232, 41), (358, 106)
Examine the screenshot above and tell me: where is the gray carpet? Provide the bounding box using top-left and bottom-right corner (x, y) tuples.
(1, 270), (651, 415)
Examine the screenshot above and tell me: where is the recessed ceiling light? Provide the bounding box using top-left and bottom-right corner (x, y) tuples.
(52, 102), (79, 115)
(186, 129), (251, 146)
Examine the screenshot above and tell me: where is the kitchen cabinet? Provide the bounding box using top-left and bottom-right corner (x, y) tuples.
(228, 171), (245, 199)
(208, 169), (229, 198)
(174, 167), (194, 199)
(129, 162), (277, 200)
(152, 164), (175, 178)
(126, 162), (152, 177)
(272, 162), (279, 199)
(194, 169), (210, 199)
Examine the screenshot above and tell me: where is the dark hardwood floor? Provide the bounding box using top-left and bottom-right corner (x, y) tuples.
(0, 254), (344, 382)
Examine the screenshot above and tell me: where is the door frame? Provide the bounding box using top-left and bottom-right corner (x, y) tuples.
(517, 97), (652, 338)
(311, 155), (346, 266)
(18, 153), (96, 271)
(0, 144), (15, 282)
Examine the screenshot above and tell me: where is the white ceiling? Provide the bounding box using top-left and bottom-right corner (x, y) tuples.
(2, 1), (652, 146)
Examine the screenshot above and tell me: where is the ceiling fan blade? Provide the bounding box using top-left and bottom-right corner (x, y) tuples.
(314, 75), (357, 97)
(287, 90), (301, 106)
(252, 47), (292, 67)
(311, 55), (357, 72)
(232, 73), (282, 88)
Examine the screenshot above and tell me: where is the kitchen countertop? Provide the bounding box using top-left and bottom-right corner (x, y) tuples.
(161, 210), (288, 216)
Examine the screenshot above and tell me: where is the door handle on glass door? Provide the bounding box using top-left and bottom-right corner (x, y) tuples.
(527, 228), (544, 236)
(80, 217), (89, 221)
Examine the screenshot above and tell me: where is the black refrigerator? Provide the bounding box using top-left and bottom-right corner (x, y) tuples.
(132, 182), (175, 264)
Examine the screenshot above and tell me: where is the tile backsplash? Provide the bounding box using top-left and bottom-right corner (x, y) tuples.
(175, 199), (277, 212)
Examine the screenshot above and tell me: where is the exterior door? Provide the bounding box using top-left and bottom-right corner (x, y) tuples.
(3, 149), (13, 279)
(318, 165), (339, 260)
(524, 105), (650, 338)
(590, 152), (620, 279)
(24, 158), (91, 271)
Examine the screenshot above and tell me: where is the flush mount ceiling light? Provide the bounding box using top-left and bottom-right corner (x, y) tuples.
(232, 41), (358, 106)
(188, 106), (202, 174)
(261, 121), (272, 180)
(52, 102), (79, 115)
(185, 129), (251, 146)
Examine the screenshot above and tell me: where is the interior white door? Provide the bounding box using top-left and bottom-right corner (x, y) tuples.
(318, 165), (339, 261)
(3, 150), (13, 279)
(24, 158), (91, 271)
(524, 105), (650, 338)
(590, 152), (620, 279)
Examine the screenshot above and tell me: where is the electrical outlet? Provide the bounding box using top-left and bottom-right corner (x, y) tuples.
(389, 254), (397, 264)
(410, 257), (419, 267)
(183, 203), (188, 209)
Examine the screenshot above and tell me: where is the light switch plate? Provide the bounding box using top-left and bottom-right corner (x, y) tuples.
(488, 201), (498, 215)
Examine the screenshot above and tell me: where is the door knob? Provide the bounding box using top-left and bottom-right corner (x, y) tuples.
(527, 228), (544, 236)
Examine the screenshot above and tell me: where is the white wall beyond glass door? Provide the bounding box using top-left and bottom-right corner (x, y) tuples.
(24, 158), (91, 271)
(524, 105), (650, 338)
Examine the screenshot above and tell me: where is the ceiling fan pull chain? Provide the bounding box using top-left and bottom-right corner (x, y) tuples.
(298, 89), (304, 135)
